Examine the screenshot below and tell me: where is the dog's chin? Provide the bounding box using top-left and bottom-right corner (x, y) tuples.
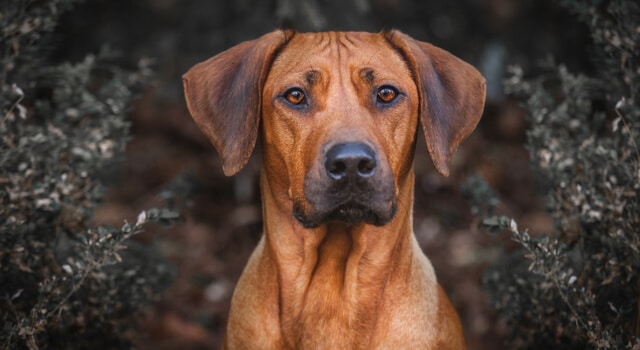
(293, 202), (397, 229)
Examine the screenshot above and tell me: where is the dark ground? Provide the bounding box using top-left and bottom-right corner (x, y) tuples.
(52, 0), (592, 348)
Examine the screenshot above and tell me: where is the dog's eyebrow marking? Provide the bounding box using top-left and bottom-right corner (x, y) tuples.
(359, 68), (375, 84)
(306, 70), (320, 85)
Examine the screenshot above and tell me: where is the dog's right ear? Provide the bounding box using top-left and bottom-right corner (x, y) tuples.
(183, 30), (291, 176)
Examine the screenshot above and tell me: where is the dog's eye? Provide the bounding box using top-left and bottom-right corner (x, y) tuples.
(284, 88), (306, 105)
(377, 86), (398, 104)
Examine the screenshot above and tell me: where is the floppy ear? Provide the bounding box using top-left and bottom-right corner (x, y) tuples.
(385, 30), (486, 176)
(183, 30), (291, 176)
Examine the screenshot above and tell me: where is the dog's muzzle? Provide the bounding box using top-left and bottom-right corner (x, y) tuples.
(294, 142), (397, 228)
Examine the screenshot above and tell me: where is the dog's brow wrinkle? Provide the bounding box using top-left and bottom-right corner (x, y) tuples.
(318, 33), (331, 52)
(341, 33), (356, 48)
(331, 32), (345, 86)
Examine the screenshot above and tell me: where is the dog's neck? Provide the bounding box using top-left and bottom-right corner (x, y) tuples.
(259, 169), (419, 348)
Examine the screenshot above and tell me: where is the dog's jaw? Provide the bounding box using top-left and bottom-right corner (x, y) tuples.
(292, 200), (398, 228)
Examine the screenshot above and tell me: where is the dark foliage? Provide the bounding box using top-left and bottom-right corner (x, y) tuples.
(1, 1), (177, 348)
(467, 0), (640, 348)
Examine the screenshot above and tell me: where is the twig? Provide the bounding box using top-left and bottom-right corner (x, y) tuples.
(2, 85), (25, 120)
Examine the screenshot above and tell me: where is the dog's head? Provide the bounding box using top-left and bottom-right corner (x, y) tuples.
(183, 30), (485, 228)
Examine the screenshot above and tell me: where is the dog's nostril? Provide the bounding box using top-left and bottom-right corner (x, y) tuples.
(324, 143), (377, 180)
(358, 158), (376, 177)
(327, 160), (347, 179)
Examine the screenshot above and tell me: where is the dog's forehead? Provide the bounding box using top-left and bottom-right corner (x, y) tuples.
(269, 32), (410, 80)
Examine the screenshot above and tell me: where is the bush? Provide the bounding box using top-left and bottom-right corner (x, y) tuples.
(1, 1), (176, 348)
(468, 0), (640, 348)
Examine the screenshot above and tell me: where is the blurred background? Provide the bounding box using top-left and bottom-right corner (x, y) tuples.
(5, 0), (621, 349)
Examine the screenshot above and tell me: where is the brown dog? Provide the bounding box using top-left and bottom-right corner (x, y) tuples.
(183, 30), (485, 349)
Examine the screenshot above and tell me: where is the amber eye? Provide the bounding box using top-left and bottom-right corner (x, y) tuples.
(284, 88), (306, 105)
(377, 86), (398, 104)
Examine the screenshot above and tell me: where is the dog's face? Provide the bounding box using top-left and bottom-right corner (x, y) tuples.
(261, 32), (419, 227)
(183, 30), (486, 228)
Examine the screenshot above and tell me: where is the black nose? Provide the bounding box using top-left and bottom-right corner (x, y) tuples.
(324, 143), (377, 180)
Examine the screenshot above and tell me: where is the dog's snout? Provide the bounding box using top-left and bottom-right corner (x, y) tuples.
(324, 143), (377, 180)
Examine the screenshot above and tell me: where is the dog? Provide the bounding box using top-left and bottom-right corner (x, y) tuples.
(183, 29), (485, 349)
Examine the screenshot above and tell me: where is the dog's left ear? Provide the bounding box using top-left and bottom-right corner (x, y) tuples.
(385, 30), (486, 177)
(183, 30), (291, 176)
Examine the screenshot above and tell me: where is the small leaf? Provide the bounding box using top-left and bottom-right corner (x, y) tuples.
(136, 210), (147, 226)
(482, 216), (502, 227)
(11, 289), (23, 300)
(509, 219), (519, 233)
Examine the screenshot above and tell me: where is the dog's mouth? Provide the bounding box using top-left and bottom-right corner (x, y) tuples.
(293, 200), (397, 229)
(325, 202), (397, 227)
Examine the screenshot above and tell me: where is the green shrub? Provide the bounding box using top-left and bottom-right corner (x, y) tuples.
(1, 1), (176, 348)
(469, 0), (639, 348)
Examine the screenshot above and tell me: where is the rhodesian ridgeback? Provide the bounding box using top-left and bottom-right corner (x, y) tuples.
(183, 29), (485, 349)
